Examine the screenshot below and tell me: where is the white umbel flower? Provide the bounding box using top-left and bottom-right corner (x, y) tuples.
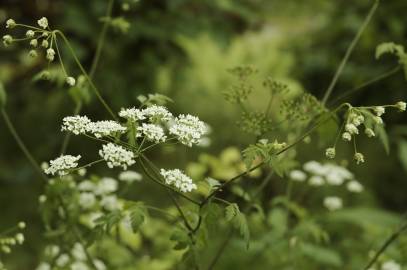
(143, 105), (173, 122)
(347, 180), (364, 193)
(99, 143), (135, 169)
(323, 196), (343, 211)
(44, 155), (81, 176)
(95, 177), (118, 195)
(169, 114), (206, 147)
(345, 123), (359, 135)
(160, 168), (197, 193)
(354, 152), (365, 165)
(66, 76), (76, 86)
(309, 175), (324, 186)
(79, 192), (96, 209)
(137, 123), (167, 143)
(61, 115), (91, 135)
(119, 170), (142, 182)
(118, 107), (145, 121)
(381, 260), (401, 270)
(342, 132), (352, 141)
(289, 170), (306, 182)
(37, 17), (49, 29)
(100, 195), (121, 211)
(87, 120), (126, 138)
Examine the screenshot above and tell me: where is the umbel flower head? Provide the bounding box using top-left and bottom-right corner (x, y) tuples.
(61, 115), (91, 135)
(160, 168), (197, 193)
(119, 107), (145, 121)
(99, 143), (135, 170)
(323, 196), (343, 211)
(143, 105), (173, 122)
(169, 114), (206, 147)
(44, 155), (81, 176)
(137, 123), (167, 143)
(87, 120), (127, 138)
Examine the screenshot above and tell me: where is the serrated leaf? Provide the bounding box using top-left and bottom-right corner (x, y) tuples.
(0, 82), (6, 108)
(375, 42), (405, 59)
(128, 202), (147, 233)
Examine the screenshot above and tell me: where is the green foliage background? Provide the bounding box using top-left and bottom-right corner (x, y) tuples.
(0, 0), (406, 269)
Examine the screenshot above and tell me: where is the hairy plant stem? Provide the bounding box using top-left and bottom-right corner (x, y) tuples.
(321, 0), (380, 105)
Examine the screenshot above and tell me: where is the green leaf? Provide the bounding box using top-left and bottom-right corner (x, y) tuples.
(128, 202), (147, 233)
(236, 212), (250, 249)
(94, 211), (123, 232)
(170, 228), (191, 250)
(225, 203), (240, 221)
(375, 42), (405, 59)
(300, 243), (343, 267)
(375, 124), (390, 154)
(0, 82), (6, 108)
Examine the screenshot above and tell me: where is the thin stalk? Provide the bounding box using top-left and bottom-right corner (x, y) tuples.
(321, 0), (380, 105)
(330, 65), (401, 106)
(1, 109), (48, 182)
(54, 30), (117, 120)
(363, 222), (407, 270)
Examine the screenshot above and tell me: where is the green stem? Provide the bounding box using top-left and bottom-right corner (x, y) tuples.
(54, 30), (117, 120)
(1, 109), (48, 182)
(321, 0), (380, 105)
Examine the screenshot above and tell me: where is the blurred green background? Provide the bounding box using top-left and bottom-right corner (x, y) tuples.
(1, 0), (407, 269)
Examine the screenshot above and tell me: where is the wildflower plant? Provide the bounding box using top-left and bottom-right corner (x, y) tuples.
(2, 2), (407, 269)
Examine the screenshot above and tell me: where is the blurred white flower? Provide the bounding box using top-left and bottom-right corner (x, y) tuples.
(289, 170), (306, 182)
(323, 196), (343, 211)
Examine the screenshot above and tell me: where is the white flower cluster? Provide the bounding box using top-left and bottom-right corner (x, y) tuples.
(99, 143), (135, 170)
(62, 116), (126, 138)
(323, 196), (343, 211)
(87, 120), (127, 138)
(61, 116), (91, 135)
(289, 160), (364, 211)
(381, 260), (401, 270)
(78, 177), (122, 211)
(36, 243), (106, 270)
(326, 102), (406, 165)
(118, 107), (145, 121)
(160, 168), (197, 193)
(169, 114), (207, 147)
(119, 170), (142, 183)
(118, 105), (207, 147)
(44, 155), (81, 176)
(137, 123), (167, 143)
(143, 105), (173, 122)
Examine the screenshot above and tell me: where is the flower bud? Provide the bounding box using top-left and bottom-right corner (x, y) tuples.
(396, 101), (406, 112)
(325, 147), (336, 159)
(342, 132), (351, 141)
(364, 128), (375, 138)
(37, 17), (49, 29)
(373, 106), (385, 116)
(6, 19), (16, 29)
(354, 152), (365, 165)
(26, 30), (35, 38)
(30, 39), (38, 47)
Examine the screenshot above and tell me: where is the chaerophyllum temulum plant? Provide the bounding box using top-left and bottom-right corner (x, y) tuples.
(2, 2), (407, 269)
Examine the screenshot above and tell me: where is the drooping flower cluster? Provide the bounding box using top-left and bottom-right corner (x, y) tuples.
(36, 243), (106, 270)
(169, 114), (207, 147)
(325, 102), (406, 164)
(289, 160), (363, 211)
(99, 143), (135, 170)
(2, 17), (77, 86)
(44, 155), (81, 176)
(160, 168), (197, 193)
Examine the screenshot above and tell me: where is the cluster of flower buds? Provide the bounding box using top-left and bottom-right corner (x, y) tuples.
(325, 101), (406, 164)
(0, 222), (25, 256)
(3, 17), (77, 87)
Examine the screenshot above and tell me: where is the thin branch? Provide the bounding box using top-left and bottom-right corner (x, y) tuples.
(321, 0), (380, 105)
(363, 221), (407, 270)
